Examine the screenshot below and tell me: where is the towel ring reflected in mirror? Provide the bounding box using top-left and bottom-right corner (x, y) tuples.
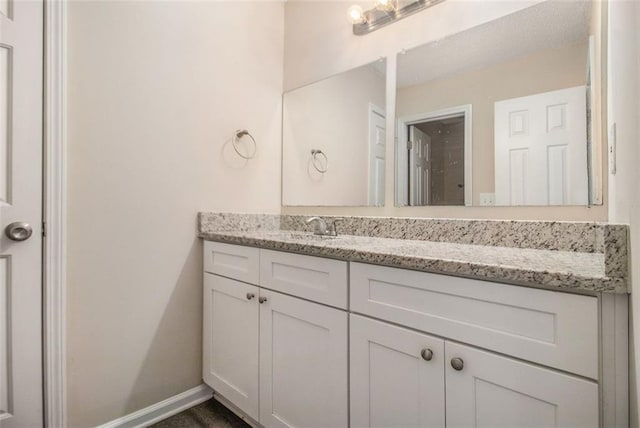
(311, 149), (328, 173)
(232, 129), (257, 160)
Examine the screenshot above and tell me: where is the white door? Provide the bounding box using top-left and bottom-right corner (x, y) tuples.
(445, 342), (599, 428)
(494, 86), (588, 205)
(259, 289), (348, 428)
(350, 315), (445, 428)
(368, 104), (385, 206)
(203, 274), (260, 421)
(0, 1), (43, 427)
(409, 126), (431, 205)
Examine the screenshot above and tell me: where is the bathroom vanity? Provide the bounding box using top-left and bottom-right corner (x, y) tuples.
(199, 213), (629, 428)
(201, 0), (625, 426)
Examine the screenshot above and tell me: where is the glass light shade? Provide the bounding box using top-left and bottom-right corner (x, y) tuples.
(375, 0), (396, 12)
(347, 5), (366, 24)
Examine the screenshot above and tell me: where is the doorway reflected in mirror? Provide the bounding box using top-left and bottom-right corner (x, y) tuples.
(397, 107), (471, 206)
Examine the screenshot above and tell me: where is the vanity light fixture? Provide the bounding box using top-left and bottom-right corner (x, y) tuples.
(349, 0), (445, 36)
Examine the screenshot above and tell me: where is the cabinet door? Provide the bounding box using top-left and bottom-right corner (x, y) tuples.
(259, 289), (348, 428)
(203, 273), (260, 420)
(445, 342), (599, 428)
(350, 315), (445, 428)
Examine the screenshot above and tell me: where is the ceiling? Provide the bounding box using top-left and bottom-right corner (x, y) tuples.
(396, 0), (592, 89)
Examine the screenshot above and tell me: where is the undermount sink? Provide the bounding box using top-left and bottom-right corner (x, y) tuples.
(261, 231), (340, 241)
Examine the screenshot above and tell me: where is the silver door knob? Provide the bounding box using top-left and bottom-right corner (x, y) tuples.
(421, 348), (433, 361)
(246, 293), (255, 300)
(450, 357), (464, 371)
(258, 296), (268, 304)
(5, 222), (33, 242)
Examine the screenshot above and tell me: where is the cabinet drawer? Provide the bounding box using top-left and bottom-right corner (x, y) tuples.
(203, 241), (260, 284)
(350, 262), (599, 379)
(260, 249), (348, 308)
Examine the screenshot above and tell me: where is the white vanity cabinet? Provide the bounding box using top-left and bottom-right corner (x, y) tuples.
(203, 241), (349, 428)
(350, 315), (597, 428)
(203, 241), (623, 428)
(350, 262), (600, 428)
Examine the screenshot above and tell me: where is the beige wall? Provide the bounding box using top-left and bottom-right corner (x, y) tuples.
(282, 0), (607, 221)
(66, 2), (283, 426)
(607, 1), (639, 426)
(283, 64), (385, 206)
(397, 42), (588, 206)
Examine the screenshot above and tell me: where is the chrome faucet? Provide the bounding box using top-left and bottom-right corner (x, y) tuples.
(306, 217), (328, 235)
(306, 216), (341, 236)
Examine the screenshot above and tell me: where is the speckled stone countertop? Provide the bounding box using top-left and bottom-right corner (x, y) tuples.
(198, 213), (629, 294)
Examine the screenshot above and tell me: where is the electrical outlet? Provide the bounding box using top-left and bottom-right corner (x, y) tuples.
(480, 193), (495, 206)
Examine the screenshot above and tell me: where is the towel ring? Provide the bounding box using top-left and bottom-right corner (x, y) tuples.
(232, 129), (257, 160)
(311, 149), (328, 173)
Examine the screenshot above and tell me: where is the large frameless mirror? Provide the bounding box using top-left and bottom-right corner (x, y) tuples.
(395, 0), (605, 207)
(282, 59), (387, 207)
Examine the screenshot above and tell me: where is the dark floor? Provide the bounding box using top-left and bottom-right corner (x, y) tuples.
(150, 398), (250, 428)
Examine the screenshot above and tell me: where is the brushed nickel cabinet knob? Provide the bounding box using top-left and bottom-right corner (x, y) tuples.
(246, 293), (255, 300)
(450, 357), (464, 371)
(259, 296), (268, 304)
(421, 348), (433, 361)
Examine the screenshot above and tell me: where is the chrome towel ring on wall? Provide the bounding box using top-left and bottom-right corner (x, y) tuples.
(311, 149), (328, 173)
(232, 129), (257, 160)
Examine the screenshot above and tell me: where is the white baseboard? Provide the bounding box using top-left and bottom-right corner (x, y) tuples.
(97, 384), (214, 428)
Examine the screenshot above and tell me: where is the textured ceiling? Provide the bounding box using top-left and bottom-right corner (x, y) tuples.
(397, 0), (592, 89)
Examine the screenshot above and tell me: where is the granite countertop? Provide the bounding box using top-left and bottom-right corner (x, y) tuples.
(199, 229), (625, 294)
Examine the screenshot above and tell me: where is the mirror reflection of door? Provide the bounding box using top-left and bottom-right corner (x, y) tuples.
(494, 86), (588, 206)
(409, 126), (431, 205)
(368, 104), (386, 206)
(408, 115), (466, 206)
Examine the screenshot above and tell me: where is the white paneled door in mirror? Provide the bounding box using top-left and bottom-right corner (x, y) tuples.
(0, 1), (43, 427)
(368, 104), (386, 206)
(495, 86), (588, 206)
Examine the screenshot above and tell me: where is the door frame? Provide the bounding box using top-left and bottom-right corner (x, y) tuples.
(395, 104), (473, 206)
(43, 1), (67, 427)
